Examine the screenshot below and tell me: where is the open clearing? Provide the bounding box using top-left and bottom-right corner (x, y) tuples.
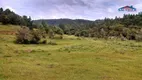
(0, 25), (142, 80)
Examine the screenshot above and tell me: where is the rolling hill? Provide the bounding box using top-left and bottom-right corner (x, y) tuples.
(33, 19), (94, 25)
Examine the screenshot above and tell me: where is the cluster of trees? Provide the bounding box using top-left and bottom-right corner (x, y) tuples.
(1, 7), (142, 42)
(0, 8), (64, 44)
(16, 27), (46, 44)
(33, 21), (64, 38)
(33, 19), (92, 25)
(34, 13), (142, 41)
(16, 21), (64, 44)
(0, 8), (32, 26)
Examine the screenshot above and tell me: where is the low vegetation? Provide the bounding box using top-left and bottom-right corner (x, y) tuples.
(0, 29), (142, 80)
(16, 27), (46, 44)
(0, 7), (142, 80)
(1, 7), (142, 42)
(34, 14), (142, 41)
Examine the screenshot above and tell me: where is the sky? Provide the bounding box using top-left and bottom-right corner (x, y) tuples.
(0, 0), (142, 20)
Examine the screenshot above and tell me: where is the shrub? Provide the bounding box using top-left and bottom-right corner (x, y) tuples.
(77, 37), (82, 40)
(48, 41), (57, 45)
(48, 29), (55, 39)
(30, 29), (43, 44)
(40, 40), (47, 44)
(54, 35), (63, 39)
(135, 35), (142, 41)
(16, 27), (46, 44)
(16, 27), (32, 44)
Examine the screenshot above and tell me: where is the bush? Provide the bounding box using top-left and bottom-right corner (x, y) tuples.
(48, 41), (57, 45)
(54, 35), (63, 39)
(16, 27), (46, 44)
(48, 29), (55, 39)
(77, 37), (82, 40)
(40, 40), (47, 44)
(16, 27), (32, 44)
(135, 35), (142, 41)
(30, 29), (43, 44)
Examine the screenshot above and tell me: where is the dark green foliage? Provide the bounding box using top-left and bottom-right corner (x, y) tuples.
(0, 7), (32, 27)
(33, 13), (142, 41)
(59, 24), (66, 32)
(55, 27), (64, 35)
(32, 21), (64, 39)
(80, 30), (89, 37)
(48, 29), (55, 39)
(30, 29), (44, 44)
(1, 7), (142, 41)
(33, 19), (92, 25)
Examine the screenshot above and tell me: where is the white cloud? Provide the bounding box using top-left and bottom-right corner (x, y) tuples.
(108, 8), (114, 13)
(0, 0), (142, 20)
(3, 6), (17, 12)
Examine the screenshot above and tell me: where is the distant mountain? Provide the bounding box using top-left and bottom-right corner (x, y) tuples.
(33, 19), (94, 25)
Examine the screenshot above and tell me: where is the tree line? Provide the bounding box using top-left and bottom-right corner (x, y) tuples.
(33, 13), (142, 41)
(0, 7), (142, 43)
(0, 8), (32, 27)
(43, 13), (142, 41)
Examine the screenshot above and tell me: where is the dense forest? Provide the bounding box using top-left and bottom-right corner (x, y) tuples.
(0, 8), (32, 27)
(0, 7), (142, 42)
(34, 13), (142, 41)
(33, 19), (93, 25)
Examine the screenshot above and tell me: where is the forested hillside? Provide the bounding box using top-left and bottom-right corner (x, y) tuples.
(0, 4), (142, 80)
(0, 7), (142, 41)
(33, 12), (142, 41)
(0, 8), (32, 27)
(33, 19), (93, 25)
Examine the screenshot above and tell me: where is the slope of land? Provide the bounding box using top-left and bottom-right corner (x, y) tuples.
(0, 24), (20, 35)
(0, 25), (142, 80)
(33, 19), (93, 25)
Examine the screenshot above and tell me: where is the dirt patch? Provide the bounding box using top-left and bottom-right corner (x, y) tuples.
(0, 31), (16, 35)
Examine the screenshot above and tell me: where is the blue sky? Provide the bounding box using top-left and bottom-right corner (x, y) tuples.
(0, 0), (142, 20)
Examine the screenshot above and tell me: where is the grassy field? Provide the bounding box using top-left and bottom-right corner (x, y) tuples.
(0, 25), (142, 80)
(0, 24), (20, 31)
